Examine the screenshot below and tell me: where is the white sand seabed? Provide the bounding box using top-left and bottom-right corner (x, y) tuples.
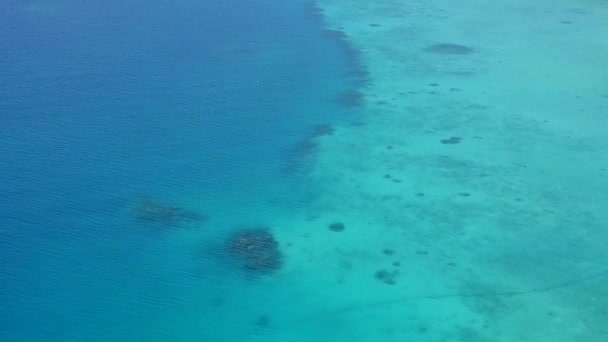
(265, 0), (608, 341)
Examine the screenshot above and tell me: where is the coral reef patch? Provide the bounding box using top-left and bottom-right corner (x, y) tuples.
(382, 249), (395, 256)
(282, 124), (335, 174)
(328, 222), (345, 232)
(254, 314), (271, 328)
(133, 198), (206, 226)
(375, 269), (399, 285)
(224, 227), (282, 274)
(424, 43), (475, 55)
(336, 89), (364, 107)
(310, 124), (335, 137)
(440, 136), (462, 144)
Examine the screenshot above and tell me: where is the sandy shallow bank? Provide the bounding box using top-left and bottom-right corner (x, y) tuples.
(265, 0), (608, 340)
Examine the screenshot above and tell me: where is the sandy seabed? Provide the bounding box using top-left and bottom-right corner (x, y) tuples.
(256, 0), (608, 341)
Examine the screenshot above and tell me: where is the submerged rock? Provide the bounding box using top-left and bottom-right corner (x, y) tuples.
(375, 269), (399, 285)
(382, 249), (395, 256)
(225, 227), (282, 274)
(254, 314), (271, 328)
(336, 89), (364, 107)
(134, 198), (206, 226)
(328, 222), (345, 232)
(310, 124), (335, 137)
(282, 124), (334, 175)
(424, 43), (475, 55)
(440, 136), (462, 144)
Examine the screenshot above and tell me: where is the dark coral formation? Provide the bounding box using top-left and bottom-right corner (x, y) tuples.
(321, 29), (369, 83)
(310, 124), (335, 137)
(382, 249), (395, 256)
(308, 4), (324, 15)
(282, 140), (317, 175)
(328, 222), (345, 232)
(282, 124), (335, 175)
(323, 29), (348, 40)
(254, 314), (271, 327)
(224, 227), (282, 274)
(337, 89), (364, 107)
(440, 136), (462, 144)
(305, 2), (368, 84)
(375, 269), (399, 285)
(424, 43), (475, 55)
(134, 198), (206, 226)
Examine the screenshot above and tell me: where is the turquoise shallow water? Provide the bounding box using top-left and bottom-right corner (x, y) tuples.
(0, 0), (361, 340)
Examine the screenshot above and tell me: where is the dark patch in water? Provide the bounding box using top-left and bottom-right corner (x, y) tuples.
(375, 269), (399, 285)
(310, 124), (335, 137)
(133, 198), (206, 226)
(225, 227), (282, 274)
(567, 8), (588, 14)
(323, 28), (348, 40)
(383, 249), (395, 256)
(281, 123), (335, 174)
(254, 314), (271, 327)
(424, 43), (475, 55)
(337, 89), (364, 107)
(308, 5), (324, 15)
(305, 2), (369, 85)
(282, 140), (318, 174)
(328, 222), (345, 232)
(440, 136), (462, 144)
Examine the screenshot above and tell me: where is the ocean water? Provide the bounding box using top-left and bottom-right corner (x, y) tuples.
(4, 0), (608, 341)
(0, 0), (361, 340)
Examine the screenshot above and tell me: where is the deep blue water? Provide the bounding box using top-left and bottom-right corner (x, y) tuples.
(0, 0), (358, 339)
